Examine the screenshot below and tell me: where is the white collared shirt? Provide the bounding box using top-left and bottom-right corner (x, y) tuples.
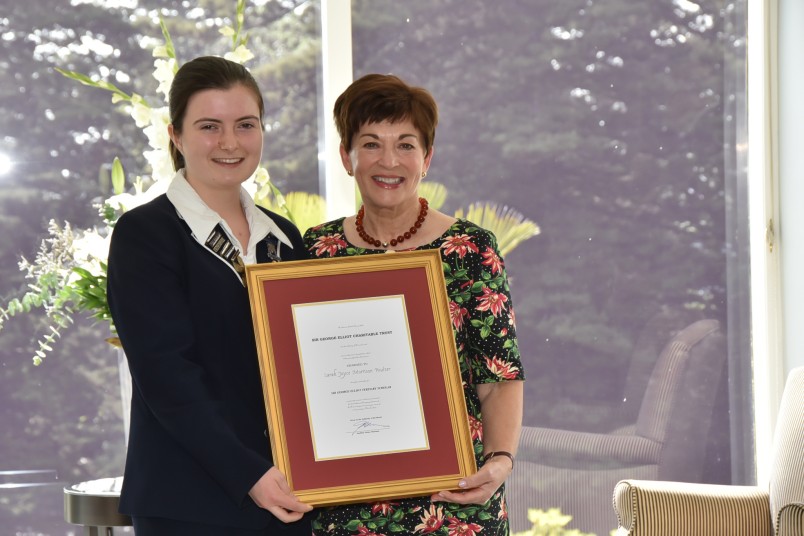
(165, 169), (293, 269)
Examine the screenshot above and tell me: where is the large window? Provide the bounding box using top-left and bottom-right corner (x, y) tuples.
(0, 1), (754, 534)
(346, 1), (752, 533)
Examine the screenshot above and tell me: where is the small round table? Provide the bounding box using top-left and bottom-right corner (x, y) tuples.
(64, 477), (132, 535)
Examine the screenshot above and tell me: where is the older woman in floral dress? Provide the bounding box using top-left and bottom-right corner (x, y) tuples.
(303, 73), (525, 536)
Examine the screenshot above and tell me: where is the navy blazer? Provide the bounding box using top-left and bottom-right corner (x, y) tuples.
(107, 194), (309, 530)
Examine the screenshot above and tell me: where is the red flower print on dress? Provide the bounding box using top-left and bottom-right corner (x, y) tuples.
(468, 414), (483, 441)
(446, 517), (483, 536)
(311, 233), (347, 257)
(356, 526), (385, 536)
(449, 301), (469, 331)
(480, 247), (504, 274)
(497, 494), (508, 520)
(371, 502), (398, 517)
(484, 355), (520, 380)
(414, 504), (445, 534)
(442, 234), (480, 258)
(476, 287), (508, 317)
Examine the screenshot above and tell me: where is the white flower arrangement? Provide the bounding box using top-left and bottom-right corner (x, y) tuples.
(0, 0), (275, 365)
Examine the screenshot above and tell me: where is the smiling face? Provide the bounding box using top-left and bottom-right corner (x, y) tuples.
(168, 84), (263, 197)
(342, 118), (433, 212)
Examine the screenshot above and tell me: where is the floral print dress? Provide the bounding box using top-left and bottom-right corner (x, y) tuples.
(303, 218), (525, 536)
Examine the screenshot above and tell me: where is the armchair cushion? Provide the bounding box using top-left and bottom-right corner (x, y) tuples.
(769, 368), (804, 533)
(778, 503), (804, 535)
(613, 479), (771, 536)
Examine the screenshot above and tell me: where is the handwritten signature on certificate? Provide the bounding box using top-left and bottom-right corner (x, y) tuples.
(350, 419), (392, 436)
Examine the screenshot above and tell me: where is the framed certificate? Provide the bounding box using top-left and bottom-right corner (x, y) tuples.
(245, 249), (476, 506)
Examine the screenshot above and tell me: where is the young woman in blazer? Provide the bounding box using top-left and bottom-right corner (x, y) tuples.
(107, 56), (313, 535)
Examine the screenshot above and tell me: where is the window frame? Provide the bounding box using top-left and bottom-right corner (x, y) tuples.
(319, 0), (356, 219)
(747, 0), (784, 487)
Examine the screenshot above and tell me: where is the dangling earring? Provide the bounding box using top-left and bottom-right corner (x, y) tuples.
(421, 171), (427, 178)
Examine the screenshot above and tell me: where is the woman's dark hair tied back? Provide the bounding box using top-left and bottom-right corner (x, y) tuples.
(167, 56), (265, 171)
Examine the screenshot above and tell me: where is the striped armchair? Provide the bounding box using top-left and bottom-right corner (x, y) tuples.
(613, 366), (804, 535)
(507, 319), (726, 534)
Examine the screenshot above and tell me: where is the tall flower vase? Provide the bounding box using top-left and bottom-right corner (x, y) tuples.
(108, 338), (132, 445)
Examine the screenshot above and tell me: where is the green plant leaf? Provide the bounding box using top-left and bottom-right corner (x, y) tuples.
(158, 16), (176, 61)
(111, 157), (125, 195)
(54, 68), (132, 102)
(235, 0), (247, 47)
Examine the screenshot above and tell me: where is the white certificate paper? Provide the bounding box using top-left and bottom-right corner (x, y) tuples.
(292, 295), (429, 460)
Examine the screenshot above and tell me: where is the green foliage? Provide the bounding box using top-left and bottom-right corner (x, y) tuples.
(158, 15), (178, 60)
(52, 68), (133, 103)
(71, 265), (111, 325)
(224, 0), (248, 50)
(0, 221), (108, 366)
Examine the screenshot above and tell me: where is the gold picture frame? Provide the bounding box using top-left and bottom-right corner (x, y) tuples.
(245, 249), (476, 506)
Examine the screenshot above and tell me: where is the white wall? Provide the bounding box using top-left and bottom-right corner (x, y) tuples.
(779, 0), (804, 372)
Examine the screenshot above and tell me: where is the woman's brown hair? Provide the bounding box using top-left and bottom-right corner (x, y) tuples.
(333, 74), (438, 157)
(168, 56), (265, 171)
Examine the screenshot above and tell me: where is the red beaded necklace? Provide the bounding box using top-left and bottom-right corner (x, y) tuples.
(355, 197), (429, 248)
